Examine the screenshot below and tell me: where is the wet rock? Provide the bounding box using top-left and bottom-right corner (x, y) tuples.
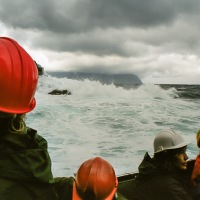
(48, 89), (72, 95)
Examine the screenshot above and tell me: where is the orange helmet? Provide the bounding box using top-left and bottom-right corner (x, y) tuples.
(73, 157), (118, 200)
(0, 37), (38, 114)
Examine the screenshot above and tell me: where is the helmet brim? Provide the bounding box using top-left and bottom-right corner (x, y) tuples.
(72, 182), (81, 200)
(154, 141), (189, 154)
(72, 178), (118, 200)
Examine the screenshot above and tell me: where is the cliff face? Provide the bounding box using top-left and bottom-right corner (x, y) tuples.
(35, 62), (44, 76)
(47, 72), (143, 85)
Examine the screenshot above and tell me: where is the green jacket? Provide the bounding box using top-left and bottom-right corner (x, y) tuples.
(0, 127), (73, 200)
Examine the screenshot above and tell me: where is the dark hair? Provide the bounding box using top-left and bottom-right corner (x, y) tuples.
(76, 187), (96, 200)
(153, 147), (186, 171)
(0, 112), (26, 134)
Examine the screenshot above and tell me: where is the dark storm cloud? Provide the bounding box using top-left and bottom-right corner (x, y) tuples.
(1, 0), (200, 84)
(1, 0), (199, 33)
(32, 30), (145, 57)
(1, 0), (200, 57)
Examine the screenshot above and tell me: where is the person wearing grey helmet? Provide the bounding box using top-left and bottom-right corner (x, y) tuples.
(130, 129), (193, 200)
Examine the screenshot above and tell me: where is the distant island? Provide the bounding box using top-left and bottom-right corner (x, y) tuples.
(47, 71), (143, 85)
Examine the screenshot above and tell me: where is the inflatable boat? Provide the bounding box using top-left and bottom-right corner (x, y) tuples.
(117, 159), (199, 200)
(117, 172), (138, 199)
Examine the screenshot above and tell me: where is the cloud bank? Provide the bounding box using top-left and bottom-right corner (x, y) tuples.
(1, 0), (200, 83)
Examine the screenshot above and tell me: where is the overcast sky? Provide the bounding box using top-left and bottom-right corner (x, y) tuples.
(1, 0), (200, 84)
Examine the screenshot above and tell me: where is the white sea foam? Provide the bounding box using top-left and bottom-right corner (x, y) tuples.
(26, 75), (200, 177)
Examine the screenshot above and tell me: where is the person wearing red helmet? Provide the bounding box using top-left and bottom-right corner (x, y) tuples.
(73, 157), (122, 200)
(0, 37), (74, 200)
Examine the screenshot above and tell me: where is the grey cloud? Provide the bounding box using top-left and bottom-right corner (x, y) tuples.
(29, 20), (200, 58)
(1, 0), (200, 82)
(31, 30), (145, 57)
(1, 0), (200, 33)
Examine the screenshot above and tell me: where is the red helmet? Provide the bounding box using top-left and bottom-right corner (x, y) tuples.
(73, 157), (118, 200)
(0, 37), (38, 114)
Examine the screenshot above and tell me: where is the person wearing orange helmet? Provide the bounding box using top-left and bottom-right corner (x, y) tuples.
(72, 157), (126, 200)
(0, 37), (74, 200)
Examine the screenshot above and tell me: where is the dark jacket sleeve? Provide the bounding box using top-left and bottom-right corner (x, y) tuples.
(162, 176), (193, 200)
(53, 177), (74, 200)
(130, 173), (194, 200)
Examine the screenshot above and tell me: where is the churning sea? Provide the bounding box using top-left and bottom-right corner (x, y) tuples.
(26, 73), (200, 178)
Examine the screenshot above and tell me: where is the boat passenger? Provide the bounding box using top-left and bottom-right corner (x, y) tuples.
(190, 129), (200, 200)
(0, 37), (74, 200)
(72, 157), (126, 200)
(130, 129), (193, 200)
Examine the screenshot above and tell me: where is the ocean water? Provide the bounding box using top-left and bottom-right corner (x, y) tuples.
(26, 74), (200, 177)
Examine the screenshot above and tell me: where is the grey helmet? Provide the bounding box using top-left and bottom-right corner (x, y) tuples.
(154, 129), (189, 153)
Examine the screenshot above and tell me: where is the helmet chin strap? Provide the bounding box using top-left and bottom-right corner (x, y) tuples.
(7, 114), (26, 134)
